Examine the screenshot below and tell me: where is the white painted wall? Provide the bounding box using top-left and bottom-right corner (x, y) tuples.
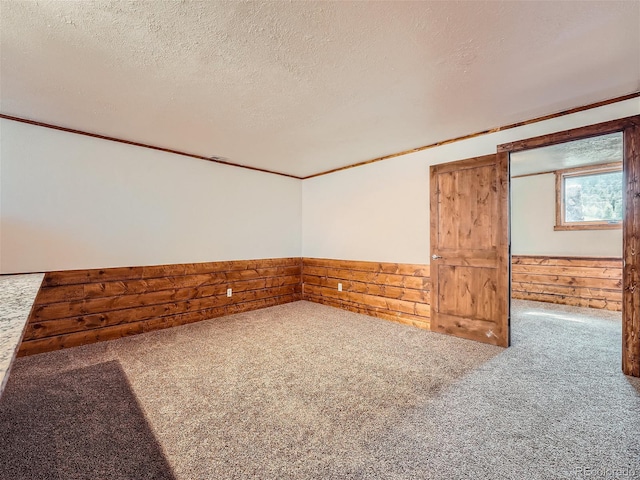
(511, 173), (621, 257)
(0, 119), (302, 274)
(2, 97), (636, 274)
(302, 97), (639, 264)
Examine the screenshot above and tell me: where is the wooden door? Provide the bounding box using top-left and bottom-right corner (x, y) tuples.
(430, 153), (510, 347)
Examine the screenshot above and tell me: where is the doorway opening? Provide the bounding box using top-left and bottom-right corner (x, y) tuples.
(498, 115), (639, 376)
(508, 132), (624, 357)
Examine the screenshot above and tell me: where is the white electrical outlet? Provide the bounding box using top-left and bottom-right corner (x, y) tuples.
(338, 283), (342, 292)
(227, 288), (232, 297)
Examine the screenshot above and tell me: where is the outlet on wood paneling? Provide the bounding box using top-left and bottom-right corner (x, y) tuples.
(301, 258), (431, 330)
(20, 257), (302, 356)
(20, 254), (624, 357)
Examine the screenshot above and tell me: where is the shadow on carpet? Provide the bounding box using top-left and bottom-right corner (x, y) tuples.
(628, 376), (640, 395)
(0, 360), (175, 480)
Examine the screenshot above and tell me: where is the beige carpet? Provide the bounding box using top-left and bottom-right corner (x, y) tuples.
(0, 300), (638, 479)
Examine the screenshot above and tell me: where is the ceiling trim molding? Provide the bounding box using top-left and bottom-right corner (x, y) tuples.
(0, 113), (302, 180)
(2, 91), (638, 180)
(302, 91), (640, 179)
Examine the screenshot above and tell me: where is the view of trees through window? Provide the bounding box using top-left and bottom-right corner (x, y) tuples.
(564, 170), (623, 223)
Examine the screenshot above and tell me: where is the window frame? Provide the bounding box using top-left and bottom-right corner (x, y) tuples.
(554, 162), (623, 231)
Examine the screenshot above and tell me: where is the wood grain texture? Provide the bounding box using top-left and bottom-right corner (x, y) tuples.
(20, 252), (630, 356)
(502, 114), (640, 377)
(301, 255), (620, 337)
(301, 258), (431, 330)
(498, 115), (640, 153)
(512, 255), (622, 311)
(20, 258), (302, 356)
(623, 124), (640, 376)
(430, 153), (510, 347)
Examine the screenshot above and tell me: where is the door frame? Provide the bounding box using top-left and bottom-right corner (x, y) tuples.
(497, 115), (640, 377)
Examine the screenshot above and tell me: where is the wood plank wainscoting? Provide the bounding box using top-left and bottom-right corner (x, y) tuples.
(301, 258), (431, 329)
(20, 258), (301, 356)
(300, 256), (622, 329)
(511, 255), (623, 311)
(18, 255), (622, 356)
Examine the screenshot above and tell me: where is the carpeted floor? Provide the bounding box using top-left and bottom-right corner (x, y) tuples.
(0, 360), (175, 480)
(0, 300), (638, 479)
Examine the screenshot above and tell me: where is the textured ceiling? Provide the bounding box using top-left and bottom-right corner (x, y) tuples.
(1, 1), (639, 177)
(510, 132), (623, 177)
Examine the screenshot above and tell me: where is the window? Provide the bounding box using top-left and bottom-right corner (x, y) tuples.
(555, 163), (623, 230)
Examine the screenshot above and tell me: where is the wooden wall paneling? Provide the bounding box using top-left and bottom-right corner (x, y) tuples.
(41, 258), (301, 287)
(21, 252), (630, 356)
(32, 272), (300, 321)
(511, 255), (622, 311)
(301, 258), (431, 330)
(512, 256), (622, 268)
(20, 258), (302, 356)
(302, 258), (430, 276)
(623, 124), (640, 376)
(303, 259), (622, 337)
(511, 282), (622, 302)
(20, 294), (303, 357)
